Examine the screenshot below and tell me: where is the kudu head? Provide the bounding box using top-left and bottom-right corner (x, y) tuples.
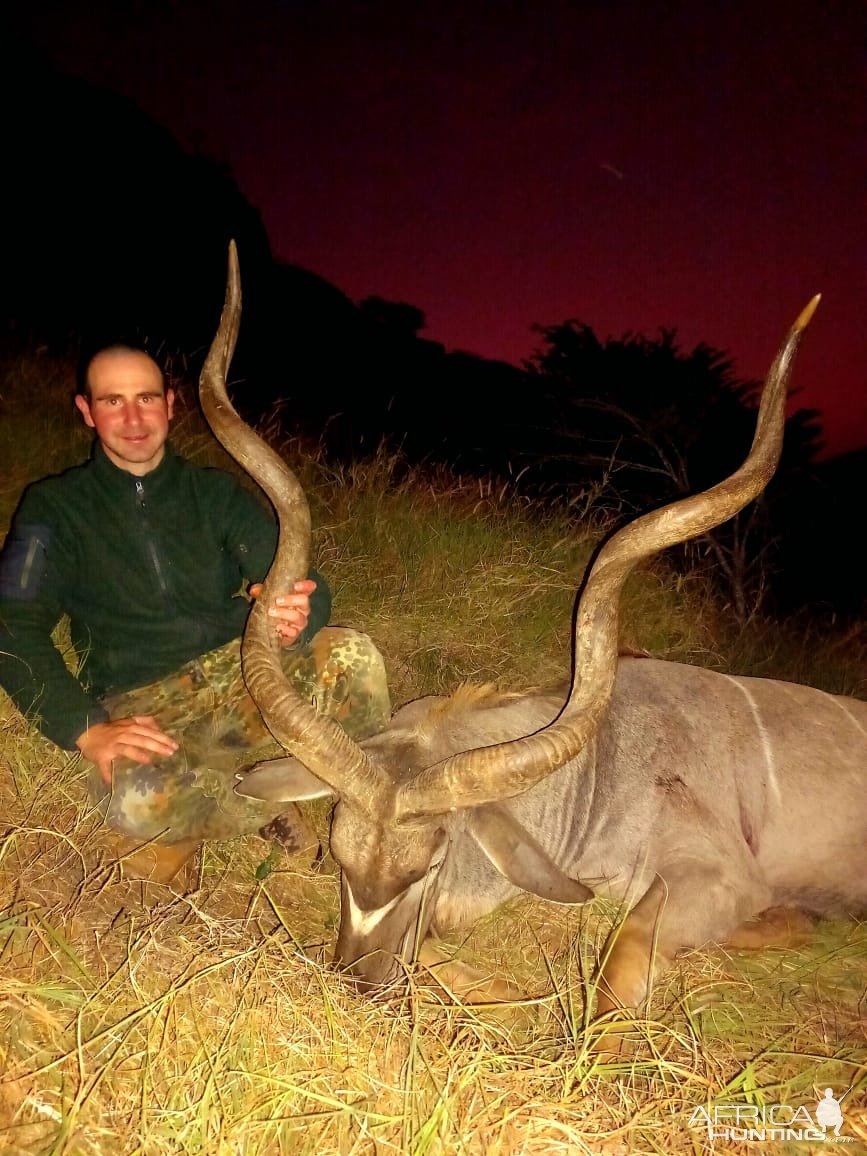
(200, 241), (818, 990)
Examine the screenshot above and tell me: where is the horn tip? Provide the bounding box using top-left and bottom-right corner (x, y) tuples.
(794, 293), (821, 332)
(225, 239), (241, 310)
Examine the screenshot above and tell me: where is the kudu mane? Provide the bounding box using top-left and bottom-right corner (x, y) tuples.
(411, 683), (560, 756)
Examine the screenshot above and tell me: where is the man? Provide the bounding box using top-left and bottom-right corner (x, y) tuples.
(0, 346), (390, 882)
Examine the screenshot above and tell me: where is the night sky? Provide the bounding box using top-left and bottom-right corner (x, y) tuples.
(12, 0), (866, 457)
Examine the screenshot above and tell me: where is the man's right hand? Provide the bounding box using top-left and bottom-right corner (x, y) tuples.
(76, 716), (179, 784)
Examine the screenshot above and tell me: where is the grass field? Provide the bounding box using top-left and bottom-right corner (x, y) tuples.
(1, 353), (865, 1153)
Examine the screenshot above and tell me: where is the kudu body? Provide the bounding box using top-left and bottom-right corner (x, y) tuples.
(201, 244), (866, 1020)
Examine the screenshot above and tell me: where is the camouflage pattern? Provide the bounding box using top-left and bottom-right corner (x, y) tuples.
(87, 628), (391, 844)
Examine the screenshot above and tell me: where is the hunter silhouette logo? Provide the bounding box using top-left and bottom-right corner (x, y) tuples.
(816, 1089), (845, 1138)
(687, 1087), (854, 1143)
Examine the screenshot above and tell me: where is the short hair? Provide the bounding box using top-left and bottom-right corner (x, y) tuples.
(76, 343), (166, 402)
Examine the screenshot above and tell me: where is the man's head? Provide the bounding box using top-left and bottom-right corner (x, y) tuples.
(75, 346), (175, 476)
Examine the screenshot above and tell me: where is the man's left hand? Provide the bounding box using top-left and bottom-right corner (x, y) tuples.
(249, 578), (316, 647)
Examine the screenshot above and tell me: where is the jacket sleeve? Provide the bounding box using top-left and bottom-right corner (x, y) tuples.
(0, 493), (109, 749)
(218, 473), (333, 645)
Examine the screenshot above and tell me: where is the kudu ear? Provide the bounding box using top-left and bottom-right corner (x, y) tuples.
(235, 757), (334, 802)
(467, 804), (594, 905)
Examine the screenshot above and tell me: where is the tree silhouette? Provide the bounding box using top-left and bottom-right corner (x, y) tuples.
(522, 321), (824, 620)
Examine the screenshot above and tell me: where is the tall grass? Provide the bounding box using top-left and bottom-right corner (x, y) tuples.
(1, 350), (865, 1153)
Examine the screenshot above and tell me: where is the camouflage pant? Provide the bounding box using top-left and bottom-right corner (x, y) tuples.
(87, 628), (391, 844)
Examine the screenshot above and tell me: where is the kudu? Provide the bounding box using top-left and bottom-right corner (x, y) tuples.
(201, 242), (866, 1026)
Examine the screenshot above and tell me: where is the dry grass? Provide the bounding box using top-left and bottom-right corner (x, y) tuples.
(2, 737), (865, 1154)
(1, 355), (866, 1153)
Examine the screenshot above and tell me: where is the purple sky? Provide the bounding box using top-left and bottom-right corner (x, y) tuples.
(17, 0), (867, 456)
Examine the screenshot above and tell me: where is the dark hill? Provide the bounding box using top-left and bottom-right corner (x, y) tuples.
(2, 48), (272, 358)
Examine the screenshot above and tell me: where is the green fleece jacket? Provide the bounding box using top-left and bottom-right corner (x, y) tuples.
(0, 442), (331, 749)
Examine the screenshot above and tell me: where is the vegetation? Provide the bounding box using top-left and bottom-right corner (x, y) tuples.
(1, 351), (866, 1153)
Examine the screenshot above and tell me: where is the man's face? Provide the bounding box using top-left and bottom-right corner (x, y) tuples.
(75, 350), (175, 476)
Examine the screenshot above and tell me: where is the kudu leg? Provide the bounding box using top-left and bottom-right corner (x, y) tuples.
(594, 863), (771, 1018)
(724, 906), (815, 949)
(417, 940), (525, 1004)
(595, 877), (675, 1019)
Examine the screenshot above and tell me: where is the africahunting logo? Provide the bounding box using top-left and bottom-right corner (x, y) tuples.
(687, 1087), (855, 1143)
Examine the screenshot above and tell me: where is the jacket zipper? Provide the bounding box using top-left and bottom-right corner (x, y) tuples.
(135, 479), (170, 597)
